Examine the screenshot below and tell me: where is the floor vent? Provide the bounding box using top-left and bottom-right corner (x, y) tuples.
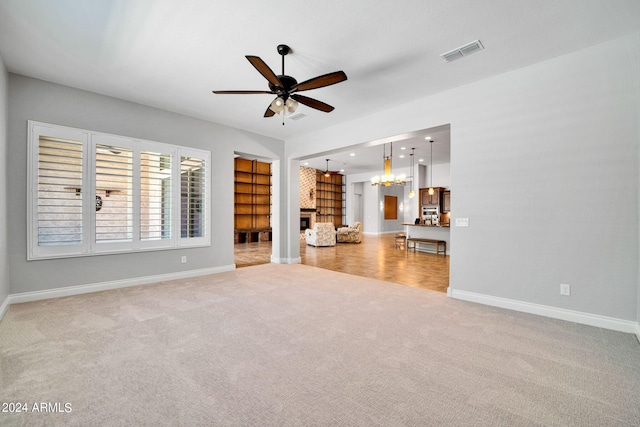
(440, 40), (484, 62)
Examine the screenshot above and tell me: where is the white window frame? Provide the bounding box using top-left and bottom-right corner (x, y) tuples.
(27, 121), (211, 260)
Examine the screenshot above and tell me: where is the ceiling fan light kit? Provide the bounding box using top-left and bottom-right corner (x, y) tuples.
(269, 97), (284, 114)
(213, 44), (347, 124)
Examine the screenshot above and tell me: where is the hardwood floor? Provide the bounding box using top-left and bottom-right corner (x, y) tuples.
(234, 233), (450, 293)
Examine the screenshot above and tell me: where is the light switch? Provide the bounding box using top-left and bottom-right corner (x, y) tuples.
(455, 217), (469, 227)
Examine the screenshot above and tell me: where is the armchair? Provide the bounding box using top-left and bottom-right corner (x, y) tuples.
(305, 223), (337, 247)
(337, 221), (362, 243)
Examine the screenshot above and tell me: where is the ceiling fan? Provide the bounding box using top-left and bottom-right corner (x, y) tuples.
(213, 44), (347, 122)
(323, 159), (343, 177)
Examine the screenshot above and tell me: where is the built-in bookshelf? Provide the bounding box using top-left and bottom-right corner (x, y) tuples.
(234, 158), (271, 243)
(315, 171), (345, 228)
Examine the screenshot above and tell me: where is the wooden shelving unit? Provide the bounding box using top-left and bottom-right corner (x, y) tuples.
(315, 172), (345, 228)
(234, 158), (271, 243)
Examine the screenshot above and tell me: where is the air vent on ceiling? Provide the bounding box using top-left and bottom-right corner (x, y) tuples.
(440, 40), (484, 62)
(288, 112), (307, 121)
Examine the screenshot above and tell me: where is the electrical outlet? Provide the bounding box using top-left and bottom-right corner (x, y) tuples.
(560, 283), (570, 296)
(181, 256), (187, 264)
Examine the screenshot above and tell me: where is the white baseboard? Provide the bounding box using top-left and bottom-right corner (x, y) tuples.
(636, 324), (640, 344)
(6, 265), (235, 307)
(450, 289), (638, 334)
(271, 256), (301, 264)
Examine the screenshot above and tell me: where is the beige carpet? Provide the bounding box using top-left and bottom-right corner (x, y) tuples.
(1, 264), (639, 426)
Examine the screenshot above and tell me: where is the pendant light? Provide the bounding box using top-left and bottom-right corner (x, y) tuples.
(428, 139), (435, 195)
(408, 147), (416, 198)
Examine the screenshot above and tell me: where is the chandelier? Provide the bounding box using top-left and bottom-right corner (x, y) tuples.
(371, 142), (406, 186)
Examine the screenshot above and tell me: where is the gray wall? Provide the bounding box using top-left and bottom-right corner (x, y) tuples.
(378, 185), (405, 234)
(0, 53), (8, 305)
(362, 181), (379, 233)
(8, 74), (283, 294)
(287, 34), (640, 322)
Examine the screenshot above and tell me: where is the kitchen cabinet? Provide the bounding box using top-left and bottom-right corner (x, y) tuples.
(420, 187), (441, 207)
(442, 190), (451, 213)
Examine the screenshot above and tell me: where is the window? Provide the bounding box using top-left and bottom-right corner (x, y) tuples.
(28, 121), (211, 260)
(181, 156), (205, 238)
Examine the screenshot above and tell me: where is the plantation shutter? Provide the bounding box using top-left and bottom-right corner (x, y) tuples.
(95, 144), (133, 243)
(180, 155), (206, 239)
(37, 136), (84, 246)
(140, 151), (172, 241)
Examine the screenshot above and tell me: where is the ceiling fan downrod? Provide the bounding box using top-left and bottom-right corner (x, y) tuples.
(277, 44), (290, 76)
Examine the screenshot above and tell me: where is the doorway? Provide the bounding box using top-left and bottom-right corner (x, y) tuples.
(233, 154), (273, 268)
(296, 123), (452, 292)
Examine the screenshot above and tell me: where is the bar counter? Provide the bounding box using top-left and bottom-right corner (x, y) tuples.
(401, 223), (450, 255)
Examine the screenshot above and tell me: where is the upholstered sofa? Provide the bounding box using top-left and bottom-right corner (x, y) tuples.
(337, 221), (362, 243)
(305, 222), (337, 247)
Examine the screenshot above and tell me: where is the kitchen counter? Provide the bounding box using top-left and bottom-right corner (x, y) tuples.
(401, 223), (450, 254)
(401, 222), (450, 228)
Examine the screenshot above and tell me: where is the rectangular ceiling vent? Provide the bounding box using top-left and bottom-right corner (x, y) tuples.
(288, 112), (307, 121)
(440, 40), (484, 62)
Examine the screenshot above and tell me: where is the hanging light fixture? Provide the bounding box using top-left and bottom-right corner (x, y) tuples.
(269, 97), (284, 114)
(269, 97), (298, 115)
(285, 98), (298, 113)
(371, 142), (406, 186)
(268, 96), (299, 125)
(408, 147), (416, 198)
(428, 139), (435, 195)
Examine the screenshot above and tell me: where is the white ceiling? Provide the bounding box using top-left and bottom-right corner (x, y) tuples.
(1, 0), (639, 174)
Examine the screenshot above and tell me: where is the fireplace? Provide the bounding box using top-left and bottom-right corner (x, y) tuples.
(300, 208), (316, 231)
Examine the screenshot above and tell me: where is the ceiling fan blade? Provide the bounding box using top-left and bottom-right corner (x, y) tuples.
(212, 90), (272, 94)
(291, 71), (347, 92)
(264, 105), (276, 117)
(246, 55), (282, 88)
(291, 94), (335, 112)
